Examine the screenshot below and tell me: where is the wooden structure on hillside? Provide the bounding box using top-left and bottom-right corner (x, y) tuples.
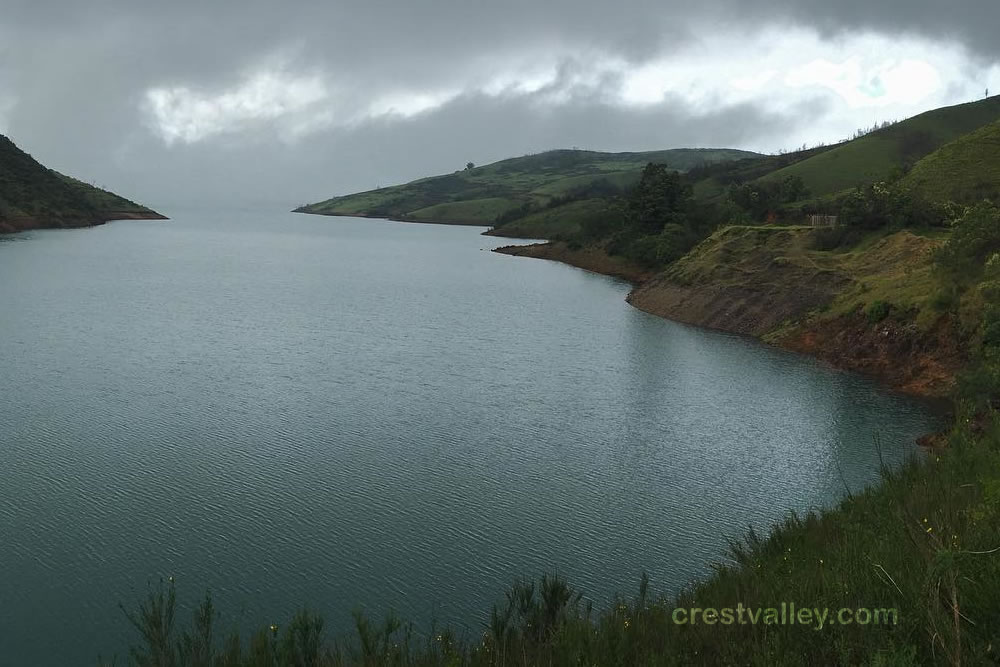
(808, 214), (839, 227)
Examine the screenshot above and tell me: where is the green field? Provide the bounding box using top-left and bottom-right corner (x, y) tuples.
(902, 119), (1000, 205)
(755, 96), (1000, 200)
(296, 148), (760, 225)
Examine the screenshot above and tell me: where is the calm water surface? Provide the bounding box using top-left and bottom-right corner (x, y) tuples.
(0, 210), (940, 664)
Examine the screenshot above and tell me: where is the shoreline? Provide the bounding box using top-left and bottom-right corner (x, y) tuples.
(492, 240), (957, 410)
(0, 209), (168, 235)
(292, 209), (488, 228)
(295, 211), (955, 409)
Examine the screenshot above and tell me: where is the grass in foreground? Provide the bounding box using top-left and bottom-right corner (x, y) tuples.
(107, 419), (1000, 666)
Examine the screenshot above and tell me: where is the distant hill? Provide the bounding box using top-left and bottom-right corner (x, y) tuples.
(0, 134), (165, 233)
(295, 148), (761, 226)
(751, 96), (1000, 199)
(901, 118), (1000, 205)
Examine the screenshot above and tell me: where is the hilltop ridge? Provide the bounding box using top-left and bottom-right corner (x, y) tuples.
(295, 147), (760, 225)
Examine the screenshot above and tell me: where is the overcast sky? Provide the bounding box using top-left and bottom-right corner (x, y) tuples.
(1, 0), (998, 210)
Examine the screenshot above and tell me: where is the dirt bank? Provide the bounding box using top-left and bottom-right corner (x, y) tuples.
(494, 229), (961, 400)
(779, 311), (964, 399)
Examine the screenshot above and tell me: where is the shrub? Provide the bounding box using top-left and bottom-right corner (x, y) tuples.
(866, 300), (892, 323)
(934, 202), (1000, 285)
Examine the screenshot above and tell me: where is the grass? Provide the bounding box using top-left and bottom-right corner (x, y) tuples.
(296, 148), (760, 225)
(902, 119), (1000, 206)
(822, 231), (945, 329)
(756, 96), (1000, 200)
(661, 223), (942, 320)
(407, 198), (523, 224)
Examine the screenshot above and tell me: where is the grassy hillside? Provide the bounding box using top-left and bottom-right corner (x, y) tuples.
(296, 148), (760, 225)
(901, 118), (1000, 205)
(689, 144), (838, 202)
(0, 134), (163, 233)
(484, 198), (623, 239)
(754, 96), (1000, 200)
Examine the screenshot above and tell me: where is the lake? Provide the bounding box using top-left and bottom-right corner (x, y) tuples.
(0, 210), (940, 664)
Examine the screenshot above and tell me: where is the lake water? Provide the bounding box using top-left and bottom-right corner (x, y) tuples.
(0, 210), (940, 664)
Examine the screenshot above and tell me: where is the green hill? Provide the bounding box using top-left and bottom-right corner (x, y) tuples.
(901, 118), (1000, 205)
(0, 134), (164, 233)
(295, 148), (761, 225)
(753, 96), (1000, 199)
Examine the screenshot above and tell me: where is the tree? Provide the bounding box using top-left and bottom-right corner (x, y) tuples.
(626, 163), (692, 235)
(465, 162), (475, 171)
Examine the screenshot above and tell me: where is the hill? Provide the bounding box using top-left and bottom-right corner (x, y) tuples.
(750, 95), (1000, 200)
(901, 118), (1000, 205)
(295, 148), (760, 225)
(0, 134), (165, 233)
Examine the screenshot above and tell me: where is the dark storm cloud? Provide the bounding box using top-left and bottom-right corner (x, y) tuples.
(1, 0), (997, 208)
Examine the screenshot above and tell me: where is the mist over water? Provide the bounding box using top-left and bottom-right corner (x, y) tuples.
(0, 211), (940, 665)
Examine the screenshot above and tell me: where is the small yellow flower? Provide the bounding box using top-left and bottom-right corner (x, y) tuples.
(926, 527), (933, 533)
(269, 624), (278, 633)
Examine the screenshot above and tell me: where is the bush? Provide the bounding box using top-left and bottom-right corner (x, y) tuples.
(836, 182), (948, 230)
(934, 202), (1000, 285)
(866, 300), (892, 323)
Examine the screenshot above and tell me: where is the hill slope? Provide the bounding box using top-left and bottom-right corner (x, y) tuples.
(754, 95), (1000, 199)
(901, 118), (1000, 205)
(0, 134), (165, 233)
(295, 148), (761, 225)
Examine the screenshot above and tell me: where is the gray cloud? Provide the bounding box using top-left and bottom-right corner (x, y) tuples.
(1, 0), (997, 209)
(104, 89), (815, 210)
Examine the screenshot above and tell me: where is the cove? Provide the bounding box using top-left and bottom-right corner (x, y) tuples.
(0, 210), (941, 665)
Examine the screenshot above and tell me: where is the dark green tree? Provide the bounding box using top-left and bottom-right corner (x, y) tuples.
(626, 163), (693, 235)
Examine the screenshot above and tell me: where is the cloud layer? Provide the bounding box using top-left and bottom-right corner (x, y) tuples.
(1, 1), (998, 208)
